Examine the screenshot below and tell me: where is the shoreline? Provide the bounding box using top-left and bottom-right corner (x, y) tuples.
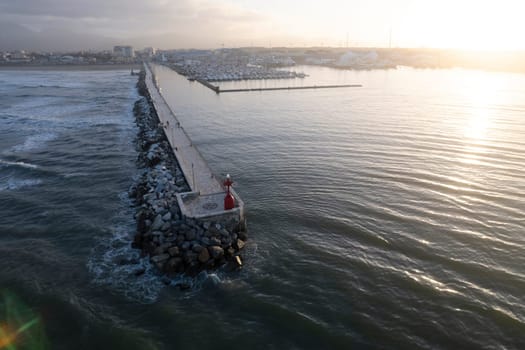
(0, 63), (142, 71)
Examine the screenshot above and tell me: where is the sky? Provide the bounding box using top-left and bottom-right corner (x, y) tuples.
(1, 0), (524, 51)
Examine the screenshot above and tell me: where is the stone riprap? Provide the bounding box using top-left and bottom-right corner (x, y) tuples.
(129, 70), (247, 277)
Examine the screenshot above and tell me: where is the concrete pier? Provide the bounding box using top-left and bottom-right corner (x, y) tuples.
(219, 84), (362, 93)
(194, 79), (362, 94)
(196, 78), (220, 93)
(144, 63), (244, 220)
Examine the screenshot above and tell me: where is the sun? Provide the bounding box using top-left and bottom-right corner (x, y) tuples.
(445, 2), (523, 51)
(399, 0), (525, 51)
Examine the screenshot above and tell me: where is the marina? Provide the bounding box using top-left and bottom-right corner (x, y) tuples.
(170, 59), (306, 83)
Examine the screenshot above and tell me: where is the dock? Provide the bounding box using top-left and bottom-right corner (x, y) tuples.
(219, 84), (362, 93)
(196, 78), (220, 93)
(195, 80), (362, 93)
(144, 63), (244, 220)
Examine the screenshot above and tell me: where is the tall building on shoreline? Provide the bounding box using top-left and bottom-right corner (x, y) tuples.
(113, 46), (134, 58)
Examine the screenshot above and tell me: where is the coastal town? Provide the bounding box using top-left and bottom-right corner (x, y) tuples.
(0, 45), (151, 65)
(3, 46), (523, 74)
(0, 45), (398, 71)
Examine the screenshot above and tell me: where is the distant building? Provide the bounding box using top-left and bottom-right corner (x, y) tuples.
(113, 46), (134, 58)
(143, 47), (155, 57)
(8, 50), (31, 63)
(134, 47), (155, 61)
(59, 55), (84, 64)
(305, 57), (336, 65)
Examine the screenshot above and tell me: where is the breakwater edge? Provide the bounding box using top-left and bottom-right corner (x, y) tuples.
(129, 69), (247, 281)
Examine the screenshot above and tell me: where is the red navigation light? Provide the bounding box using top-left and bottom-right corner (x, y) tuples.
(223, 174), (235, 210)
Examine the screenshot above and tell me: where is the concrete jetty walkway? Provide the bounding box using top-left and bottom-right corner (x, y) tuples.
(144, 63), (244, 220)
(145, 63), (223, 195)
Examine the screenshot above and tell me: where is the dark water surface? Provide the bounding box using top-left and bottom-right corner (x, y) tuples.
(1, 65), (524, 349)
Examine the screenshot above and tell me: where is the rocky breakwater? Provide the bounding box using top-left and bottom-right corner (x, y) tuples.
(129, 70), (247, 279)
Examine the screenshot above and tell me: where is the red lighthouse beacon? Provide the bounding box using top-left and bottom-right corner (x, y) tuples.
(223, 174), (235, 210)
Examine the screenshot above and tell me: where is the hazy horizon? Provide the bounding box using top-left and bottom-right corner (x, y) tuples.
(1, 0), (524, 52)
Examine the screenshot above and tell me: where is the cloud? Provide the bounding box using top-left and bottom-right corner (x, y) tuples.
(0, 0), (172, 19)
(0, 0), (265, 32)
(0, 0), (276, 49)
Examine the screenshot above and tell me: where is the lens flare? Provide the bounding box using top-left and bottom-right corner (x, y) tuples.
(0, 323), (17, 348)
(0, 291), (48, 350)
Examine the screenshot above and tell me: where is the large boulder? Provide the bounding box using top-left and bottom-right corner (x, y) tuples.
(192, 244), (204, 253)
(151, 254), (170, 263)
(183, 251), (198, 265)
(198, 248), (210, 263)
(209, 246), (224, 260)
(185, 229), (196, 241)
(165, 257), (183, 273)
(235, 239), (246, 250)
(160, 222), (171, 232)
(151, 214), (164, 231)
(168, 246), (180, 257)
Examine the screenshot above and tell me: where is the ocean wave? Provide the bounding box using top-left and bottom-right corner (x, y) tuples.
(0, 159), (39, 169)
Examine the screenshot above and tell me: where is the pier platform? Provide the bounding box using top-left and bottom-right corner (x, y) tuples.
(144, 63), (244, 220)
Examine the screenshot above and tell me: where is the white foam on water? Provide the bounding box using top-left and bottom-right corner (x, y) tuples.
(0, 178), (42, 192)
(87, 223), (166, 304)
(0, 159), (39, 169)
(167, 271), (226, 298)
(87, 192), (168, 303)
(62, 172), (90, 178)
